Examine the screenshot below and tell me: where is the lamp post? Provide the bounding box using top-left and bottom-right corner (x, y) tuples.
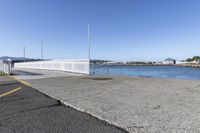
(88, 19), (90, 60)
(41, 40), (43, 59)
(23, 46), (26, 62)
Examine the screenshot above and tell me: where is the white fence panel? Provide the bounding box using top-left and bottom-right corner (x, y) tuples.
(14, 59), (90, 74)
(0, 60), (12, 75)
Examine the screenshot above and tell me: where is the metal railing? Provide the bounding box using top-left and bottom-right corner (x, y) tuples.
(91, 65), (112, 75)
(0, 59), (12, 75)
(14, 59), (90, 75)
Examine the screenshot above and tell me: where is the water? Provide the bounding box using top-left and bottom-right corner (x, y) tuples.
(90, 65), (200, 80)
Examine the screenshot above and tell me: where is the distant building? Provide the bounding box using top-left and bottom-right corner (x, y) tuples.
(103, 61), (115, 65)
(176, 61), (190, 64)
(192, 59), (200, 64)
(163, 58), (176, 65)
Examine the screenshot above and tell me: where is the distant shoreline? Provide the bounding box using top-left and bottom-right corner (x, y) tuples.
(93, 64), (200, 68)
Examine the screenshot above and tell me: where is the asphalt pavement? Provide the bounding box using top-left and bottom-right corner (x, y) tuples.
(0, 76), (127, 133)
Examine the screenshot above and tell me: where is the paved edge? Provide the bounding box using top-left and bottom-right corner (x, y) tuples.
(10, 76), (129, 133)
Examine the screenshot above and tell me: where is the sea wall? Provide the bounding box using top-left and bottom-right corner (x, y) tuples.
(14, 59), (90, 74)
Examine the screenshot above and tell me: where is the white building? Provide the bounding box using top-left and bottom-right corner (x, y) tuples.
(163, 58), (176, 65)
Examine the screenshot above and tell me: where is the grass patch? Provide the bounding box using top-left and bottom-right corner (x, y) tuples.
(0, 72), (7, 76)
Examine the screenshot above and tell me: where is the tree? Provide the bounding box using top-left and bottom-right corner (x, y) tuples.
(186, 56), (200, 62)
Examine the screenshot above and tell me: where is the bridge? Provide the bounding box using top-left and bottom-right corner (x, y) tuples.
(0, 59), (90, 75)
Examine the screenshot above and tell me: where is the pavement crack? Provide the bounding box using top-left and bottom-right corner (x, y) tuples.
(195, 84), (200, 88)
(21, 102), (62, 113)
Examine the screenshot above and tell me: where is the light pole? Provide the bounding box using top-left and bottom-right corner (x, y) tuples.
(41, 40), (43, 59)
(88, 19), (91, 60)
(23, 46), (26, 62)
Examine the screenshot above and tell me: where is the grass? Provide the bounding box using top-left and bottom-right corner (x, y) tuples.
(0, 72), (7, 76)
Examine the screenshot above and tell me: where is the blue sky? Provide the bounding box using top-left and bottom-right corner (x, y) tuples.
(0, 0), (200, 61)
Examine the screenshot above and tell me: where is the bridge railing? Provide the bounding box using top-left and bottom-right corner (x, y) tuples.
(0, 59), (12, 75)
(14, 59), (90, 75)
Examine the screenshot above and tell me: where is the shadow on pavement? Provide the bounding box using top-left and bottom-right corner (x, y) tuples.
(11, 70), (43, 76)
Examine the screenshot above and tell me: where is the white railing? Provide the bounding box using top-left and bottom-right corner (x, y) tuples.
(14, 59), (90, 75)
(0, 59), (12, 75)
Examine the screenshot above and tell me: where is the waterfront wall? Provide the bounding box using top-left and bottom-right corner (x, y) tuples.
(14, 59), (90, 74)
(177, 64), (200, 68)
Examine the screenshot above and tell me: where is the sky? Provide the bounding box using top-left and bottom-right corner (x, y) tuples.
(0, 0), (200, 61)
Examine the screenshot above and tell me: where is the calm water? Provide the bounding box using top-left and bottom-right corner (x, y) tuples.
(90, 65), (200, 80)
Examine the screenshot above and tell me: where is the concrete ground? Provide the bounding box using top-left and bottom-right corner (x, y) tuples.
(0, 76), (127, 133)
(12, 68), (200, 133)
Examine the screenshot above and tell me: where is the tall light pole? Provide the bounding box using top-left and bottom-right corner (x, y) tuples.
(23, 46), (26, 62)
(41, 40), (43, 59)
(88, 19), (91, 60)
